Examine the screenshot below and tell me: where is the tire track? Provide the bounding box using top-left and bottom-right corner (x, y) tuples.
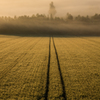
(52, 37), (67, 100)
(0, 38), (42, 81)
(45, 37), (51, 100)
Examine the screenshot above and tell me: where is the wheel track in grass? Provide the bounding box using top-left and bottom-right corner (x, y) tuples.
(52, 37), (67, 100)
(45, 37), (51, 100)
(45, 37), (67, 100)
(0, 37), (42, 81)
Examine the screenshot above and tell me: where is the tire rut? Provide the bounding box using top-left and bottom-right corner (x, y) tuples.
(45, 37), (67, 100)
(45, 37), (51, 100)
(52, 37), (67, 100)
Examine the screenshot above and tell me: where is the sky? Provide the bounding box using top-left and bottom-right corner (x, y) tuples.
(0, 0), (100, 17)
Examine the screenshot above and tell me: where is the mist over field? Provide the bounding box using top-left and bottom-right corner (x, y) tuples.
(0, 1), (100, 37)
(0, 17), (100, 37)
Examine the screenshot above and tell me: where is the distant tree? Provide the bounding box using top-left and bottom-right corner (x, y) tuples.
(36, 13), (39, 18)
(85, 15), (90, 22)
(55, 17), (61, 21)
(66, 13), (73, 21)
(49, 2), (57, 19)
(75, 15), (90, 22)
(18, 15), (30, 20)
(14, 15), (17, 19)
(31, 14), (36, 18)
(75, 15), (80, 21)
(4, 16), (8, 21)
(36, 13), (46, 20)
(91, 13), (100, 21)
(7, 16), (13, 21)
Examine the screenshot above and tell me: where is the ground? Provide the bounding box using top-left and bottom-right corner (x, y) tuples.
(0, 35), (100, 100)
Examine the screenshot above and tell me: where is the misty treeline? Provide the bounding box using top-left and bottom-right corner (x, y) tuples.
(0, 13), (100, 36)
(1, 13), (100, 23)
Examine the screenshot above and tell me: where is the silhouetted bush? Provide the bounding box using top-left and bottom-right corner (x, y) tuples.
(66, 13), (73, 21)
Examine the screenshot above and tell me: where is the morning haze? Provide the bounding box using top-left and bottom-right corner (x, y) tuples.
(0, 0), (100, 100)
(0, 0), (100, 16)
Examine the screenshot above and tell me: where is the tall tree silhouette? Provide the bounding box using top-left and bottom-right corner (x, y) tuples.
(49, 2), (56, 19)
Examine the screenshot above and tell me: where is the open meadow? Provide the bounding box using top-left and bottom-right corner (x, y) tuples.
(0, 35), (100, 100)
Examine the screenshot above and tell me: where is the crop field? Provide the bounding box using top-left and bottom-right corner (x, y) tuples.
(0, 35), (100, 100)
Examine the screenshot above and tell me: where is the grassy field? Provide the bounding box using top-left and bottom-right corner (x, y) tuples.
(0, 35), (100, 100)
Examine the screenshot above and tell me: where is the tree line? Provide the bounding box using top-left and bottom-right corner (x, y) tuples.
(0, 13), (100, 23)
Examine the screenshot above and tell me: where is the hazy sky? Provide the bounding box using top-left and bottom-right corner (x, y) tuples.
(0, 0), (100, 17)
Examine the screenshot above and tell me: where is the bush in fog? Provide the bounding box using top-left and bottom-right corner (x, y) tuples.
(91, 14), (100, 21)
(75, 15), (90, 22)
(66, 13), (73, 21)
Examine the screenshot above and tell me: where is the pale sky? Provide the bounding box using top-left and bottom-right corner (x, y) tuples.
(0, 0), (100, 17)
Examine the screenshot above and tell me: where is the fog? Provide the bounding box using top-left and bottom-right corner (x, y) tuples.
(0, 0), (100, 16)
(0, 1), (100, 37)
(0, 17), (100, 37)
